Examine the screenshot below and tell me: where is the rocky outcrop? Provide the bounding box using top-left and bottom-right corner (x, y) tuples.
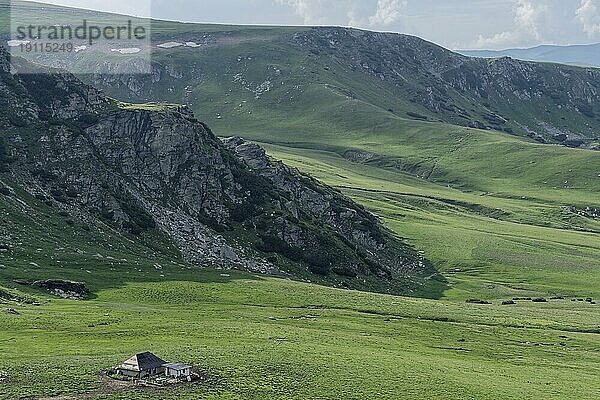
(0, 49), (440, 295)
(223, 137), (427, 277)
(33, 280), (90, 299)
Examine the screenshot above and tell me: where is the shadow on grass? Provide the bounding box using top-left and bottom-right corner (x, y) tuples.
(0, 258), (448, 302)
(0, 262), (265, 302)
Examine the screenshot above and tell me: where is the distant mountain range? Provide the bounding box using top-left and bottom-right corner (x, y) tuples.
(459, 43), (600, 68)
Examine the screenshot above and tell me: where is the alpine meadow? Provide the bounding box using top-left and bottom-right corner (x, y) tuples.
(0, 1), (599, 399)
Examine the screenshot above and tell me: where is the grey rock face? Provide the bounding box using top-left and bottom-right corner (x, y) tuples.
(223, 137), (426, 276)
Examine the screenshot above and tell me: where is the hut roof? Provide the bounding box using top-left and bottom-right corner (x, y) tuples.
(119, 352), (166, 372)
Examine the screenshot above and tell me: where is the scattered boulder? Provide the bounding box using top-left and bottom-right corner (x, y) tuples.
(5, 308), (19, 315)
(569, 206), (600, 220)
(0, 370), (9, 383)
(466, 299), (492, 305)
(33, 280), (90, 300)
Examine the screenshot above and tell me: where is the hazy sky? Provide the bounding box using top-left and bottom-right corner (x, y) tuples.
(31, 0), (600, 49)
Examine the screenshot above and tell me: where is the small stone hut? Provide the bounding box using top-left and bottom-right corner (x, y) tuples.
(164, 363), (193, 378)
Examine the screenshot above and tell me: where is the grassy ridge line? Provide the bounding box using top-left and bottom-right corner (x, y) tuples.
(5, 1), (600, 148)
(0, 0), (306, 34)
(147, 35), (600, 147)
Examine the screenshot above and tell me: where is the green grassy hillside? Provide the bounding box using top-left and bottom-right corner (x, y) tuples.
(5, 0), (600, 146)
(2, 273), (599, 400)
(4, 1), (600, 149)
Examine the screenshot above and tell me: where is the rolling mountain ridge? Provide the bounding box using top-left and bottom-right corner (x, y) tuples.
(84, 26), (600, 149)
(2, 1), (600, 149)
